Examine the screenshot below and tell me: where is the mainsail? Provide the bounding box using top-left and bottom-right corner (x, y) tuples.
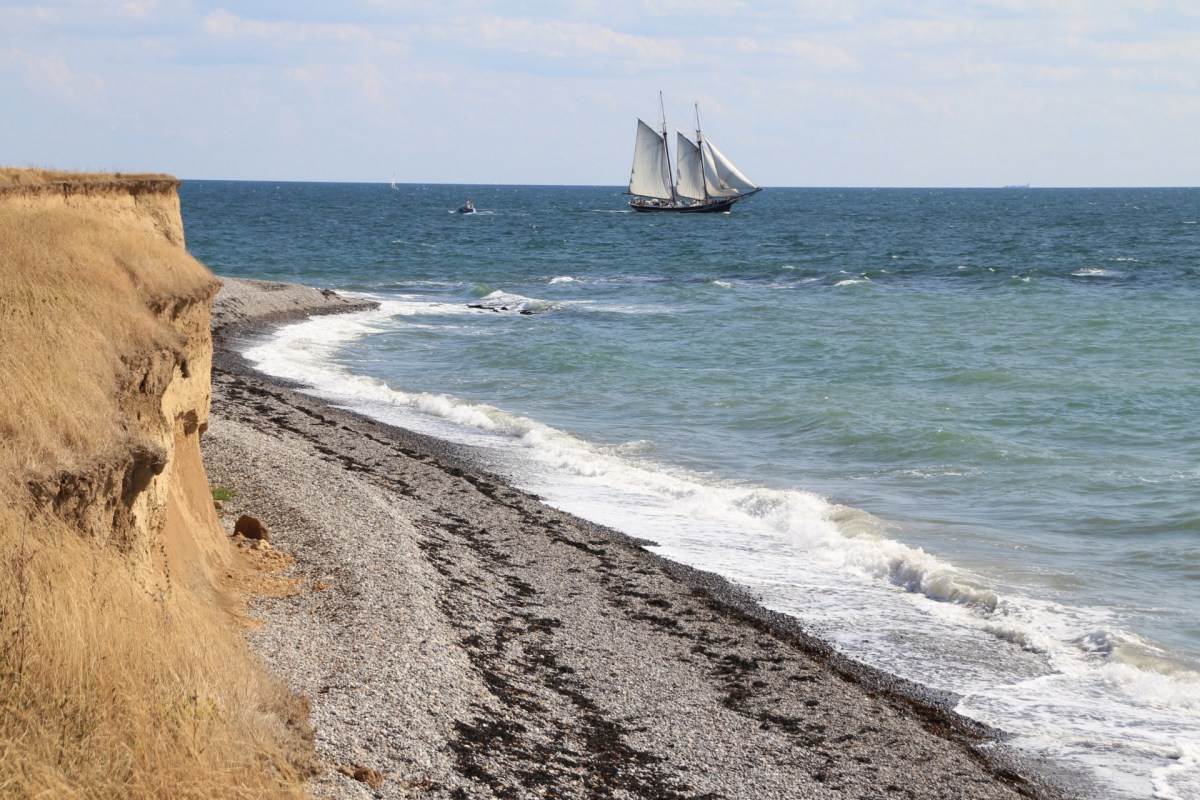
(628, 120), (674, 201)
(675, 132), (706, 201)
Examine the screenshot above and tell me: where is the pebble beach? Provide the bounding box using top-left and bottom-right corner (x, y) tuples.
(203, 277), (1077, 800)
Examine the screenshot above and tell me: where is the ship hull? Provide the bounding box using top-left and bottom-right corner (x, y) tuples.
(629, 196), (740, 214)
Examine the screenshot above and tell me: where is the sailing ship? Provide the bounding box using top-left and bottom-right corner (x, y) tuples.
(628, 95), (761, 213)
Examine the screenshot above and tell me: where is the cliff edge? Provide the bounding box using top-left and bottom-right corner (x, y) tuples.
(0, 169), (310, 797)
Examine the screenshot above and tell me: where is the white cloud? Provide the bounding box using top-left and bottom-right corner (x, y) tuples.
(284, 63), (388, 103)
(775, 38), (861, 71)
(469, 17), (679, 62)
(119, 1), (158, 20)
(15, 50), (103, 98)
(201, 9), (375, 46)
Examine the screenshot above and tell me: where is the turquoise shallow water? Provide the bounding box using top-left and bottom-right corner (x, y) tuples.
(182, 181), (1200, 798)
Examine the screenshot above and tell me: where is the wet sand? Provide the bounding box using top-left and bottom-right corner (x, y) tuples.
(204, 277), (1078, 799)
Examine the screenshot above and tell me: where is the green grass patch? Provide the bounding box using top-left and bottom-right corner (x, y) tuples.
(210, 486), (239, 503)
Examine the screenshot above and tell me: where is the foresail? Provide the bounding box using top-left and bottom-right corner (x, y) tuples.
(702, 139), (758, 197)
(629, 120), (674, 200)
(675, 132), (706, 201)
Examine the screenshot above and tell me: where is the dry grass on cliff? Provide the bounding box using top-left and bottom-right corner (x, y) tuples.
(0, 505), (313, 798)
(0, 182), (312, 797)
(0, 167), (176, 189)
(0, 206), (206, 476)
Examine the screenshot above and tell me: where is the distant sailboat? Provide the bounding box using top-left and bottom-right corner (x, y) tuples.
(628, 94), (761, 213)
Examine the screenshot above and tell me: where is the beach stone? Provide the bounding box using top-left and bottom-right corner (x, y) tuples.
(234, 513), (269, 541)
(338, 764), (384, 789)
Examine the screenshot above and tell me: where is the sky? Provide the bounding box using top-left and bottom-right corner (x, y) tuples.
(3, 1), (1200, 187)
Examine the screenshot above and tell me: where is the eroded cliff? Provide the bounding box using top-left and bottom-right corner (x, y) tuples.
(2, 175), (220, 582)
(0, 169), (309, 797)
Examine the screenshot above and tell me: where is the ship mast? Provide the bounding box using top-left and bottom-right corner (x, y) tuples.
(659, 91), (677, 206)
(694, 102), (709, 204)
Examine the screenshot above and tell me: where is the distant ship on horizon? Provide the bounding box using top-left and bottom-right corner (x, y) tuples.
(627, 93), (761, 214)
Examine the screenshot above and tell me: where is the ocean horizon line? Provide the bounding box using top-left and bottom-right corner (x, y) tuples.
(179, 177), (1200, 191)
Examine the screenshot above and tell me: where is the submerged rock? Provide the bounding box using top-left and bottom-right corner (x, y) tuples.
(466, 303), (540, 315)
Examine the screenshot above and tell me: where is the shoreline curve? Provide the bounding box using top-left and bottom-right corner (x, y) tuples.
(205, 276), (1084, 799)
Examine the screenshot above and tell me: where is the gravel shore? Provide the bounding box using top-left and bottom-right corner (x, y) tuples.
(204, 277), (1078, 799)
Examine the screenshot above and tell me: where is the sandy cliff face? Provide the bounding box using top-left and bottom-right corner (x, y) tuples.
(0, 171), (308, 796)
(1, 177), (222, 588)
(0, 174), (186, 247)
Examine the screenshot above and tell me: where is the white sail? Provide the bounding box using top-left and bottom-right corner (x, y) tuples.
(702, 139), (758, 198)
(675, 132), (707, 201)
(629, 119), (674, 200)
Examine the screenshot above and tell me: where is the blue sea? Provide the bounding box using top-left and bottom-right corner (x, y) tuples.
(181, 181), (1200, 799)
